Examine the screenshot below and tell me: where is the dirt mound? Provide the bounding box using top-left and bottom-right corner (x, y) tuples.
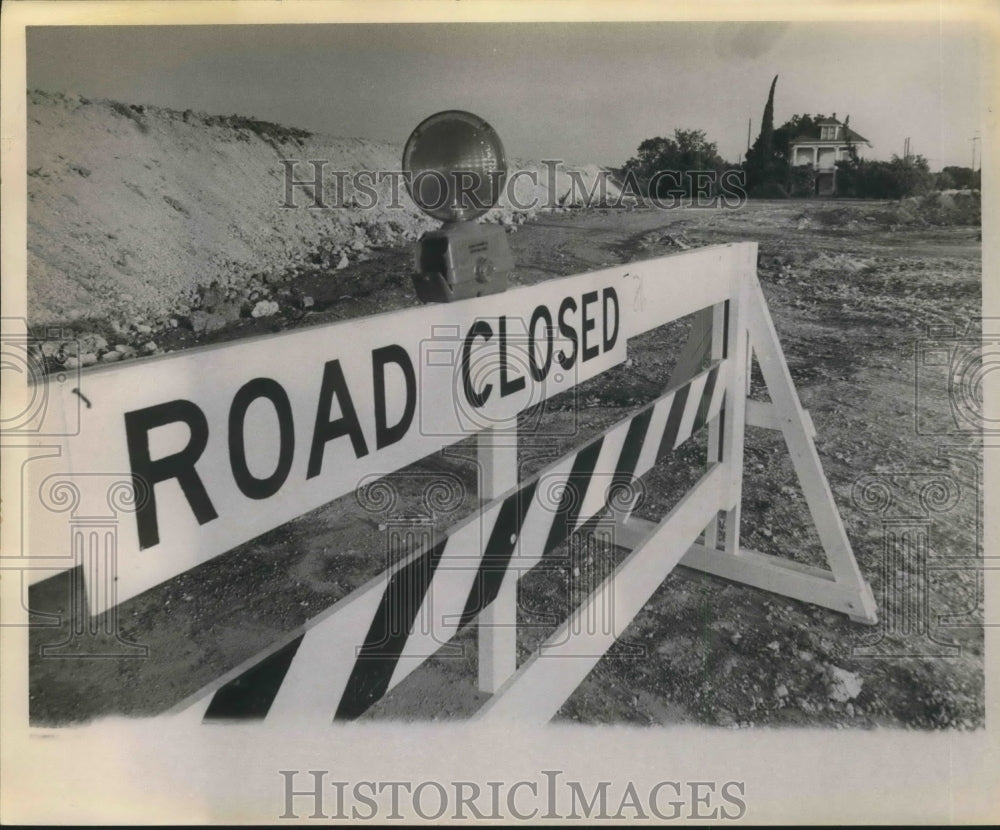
(792, 190), (980, 232)
(26, 89), (618, 328)
(902, 189), (981, 226)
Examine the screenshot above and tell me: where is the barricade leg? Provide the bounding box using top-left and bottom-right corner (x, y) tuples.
(719, 257), (752, 554)
(678, 260), (877, 624)
(476, 422), (518, 692)
(703, 300), (728, 549)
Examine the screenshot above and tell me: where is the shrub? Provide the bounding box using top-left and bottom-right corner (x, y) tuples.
(788, 165), (816, 197)
(203, 114), (312, 149)
(836, 154), (932, 199)
(108, 100), (149, 134)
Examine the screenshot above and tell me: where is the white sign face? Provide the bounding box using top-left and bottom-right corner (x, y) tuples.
(23, 246), (737, 613)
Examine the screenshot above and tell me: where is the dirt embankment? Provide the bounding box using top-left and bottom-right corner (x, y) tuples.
(26, 89), (618, 336)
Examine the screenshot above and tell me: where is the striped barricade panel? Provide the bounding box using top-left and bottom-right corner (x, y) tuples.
(193, 359), (728, 722)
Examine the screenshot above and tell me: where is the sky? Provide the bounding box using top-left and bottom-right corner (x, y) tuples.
(26, 21), (983, 170)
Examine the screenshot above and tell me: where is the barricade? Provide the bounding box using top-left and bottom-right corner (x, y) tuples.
(15, 241), (877, 723)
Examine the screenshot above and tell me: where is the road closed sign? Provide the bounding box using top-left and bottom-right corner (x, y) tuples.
(23, 246), (737, 614)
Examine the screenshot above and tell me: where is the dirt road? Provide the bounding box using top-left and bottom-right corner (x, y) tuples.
(29, 199), (983, 730)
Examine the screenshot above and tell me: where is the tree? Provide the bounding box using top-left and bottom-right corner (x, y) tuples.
(835, 153), (932, 198)
(940, 166), (979, 190)
(745, 75), (780, 191)
(621, 128), (726, 198)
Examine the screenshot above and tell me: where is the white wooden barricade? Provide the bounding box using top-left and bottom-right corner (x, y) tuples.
(13, 242), (877, 723)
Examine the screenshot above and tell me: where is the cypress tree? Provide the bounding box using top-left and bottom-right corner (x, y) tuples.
(746, 75), (779, 191)
(760, 75), (778, 157)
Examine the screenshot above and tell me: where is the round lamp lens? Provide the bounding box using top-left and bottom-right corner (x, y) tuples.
(402, 110), (507, 223)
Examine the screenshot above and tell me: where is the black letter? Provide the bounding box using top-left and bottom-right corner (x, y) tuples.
(603, 287), (619, 352)
(372, 345), (416, 450)
(307, 360), (369, 479)
(581, 290), (599, 362)
(528, 305), (553, 382)
(124, 399), (218, 549)
(499, 316), (526, 398)
(557, 297), (578, 369)
(228, 378), (295, 500)
(462, 321), (493, 408)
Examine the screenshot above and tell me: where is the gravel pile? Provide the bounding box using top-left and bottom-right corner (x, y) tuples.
(27, 89), (620, 355)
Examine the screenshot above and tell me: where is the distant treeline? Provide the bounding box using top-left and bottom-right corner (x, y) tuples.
(616, 75), (980, 200)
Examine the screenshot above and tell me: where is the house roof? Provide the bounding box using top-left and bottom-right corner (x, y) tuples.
(790, 117), (870, 146)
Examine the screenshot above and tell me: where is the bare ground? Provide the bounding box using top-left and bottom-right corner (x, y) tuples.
(28, 199), (983, 730)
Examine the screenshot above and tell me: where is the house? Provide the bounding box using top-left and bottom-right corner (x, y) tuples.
(789, 114), (871, 195)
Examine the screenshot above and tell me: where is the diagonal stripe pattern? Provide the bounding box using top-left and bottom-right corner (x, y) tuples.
(200, 359), (728, 722)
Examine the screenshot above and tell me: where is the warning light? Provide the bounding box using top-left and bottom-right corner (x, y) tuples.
(402, 110), (513, 303)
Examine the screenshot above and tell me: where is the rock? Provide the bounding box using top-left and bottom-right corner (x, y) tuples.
(114, 343), (136, 357)
(79, 333), (108, 353)
(776, 684), (789, 698)
(337, 253), (350, 270)
(133, 323), (152, 335)
(189, 310), (208, 334)
(199, 284), (227, 311)
(99, 350), (122, 363)
(301, 295), (315, 309)
(142, 341), (159, 354)
(716, 710), (737, 727)
(79, 352), (98, 367)
(826, 666), (863, 702)
(251, 300), (280, 318)
(219, 301), (242, 323)
(41, 341), (61, 357)
(189, 310), (227, 335)
(845, 702), (855, 717)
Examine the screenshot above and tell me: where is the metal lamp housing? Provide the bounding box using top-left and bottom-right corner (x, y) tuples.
(402, 110), (513, 303)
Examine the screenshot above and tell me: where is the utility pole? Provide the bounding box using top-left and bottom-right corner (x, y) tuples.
(970, 135), (980, 171)
(747, 117), (752, 154)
